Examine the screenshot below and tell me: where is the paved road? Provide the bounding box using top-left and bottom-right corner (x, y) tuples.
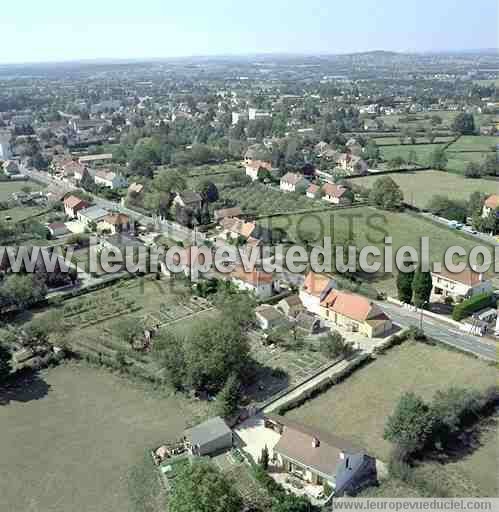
(421, 212), (498, 247)
(22, 167), (194, 242)
(378, 300), (497, 361)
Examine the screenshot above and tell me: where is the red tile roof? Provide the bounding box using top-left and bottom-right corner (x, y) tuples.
(485, 194), (499, 209)
(320, 290), (387, 323)
(231, 267), (273, 286)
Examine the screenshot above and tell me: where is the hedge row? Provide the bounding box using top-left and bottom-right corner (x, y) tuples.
(452, 292), (495, 321)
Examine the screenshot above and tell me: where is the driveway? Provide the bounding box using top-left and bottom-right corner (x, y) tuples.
(234, 415), (281, 463)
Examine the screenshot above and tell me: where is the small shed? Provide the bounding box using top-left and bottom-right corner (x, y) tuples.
(185, 417), (233, 456)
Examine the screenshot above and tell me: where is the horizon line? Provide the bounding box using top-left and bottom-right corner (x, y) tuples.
(0, 47), (498, 68)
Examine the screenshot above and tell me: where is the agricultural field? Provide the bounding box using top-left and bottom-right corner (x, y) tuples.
(0, 363), (211, 512)
(380, 143), (445, 165)
(285, 341), (498, 497)
(218, 182), (324, 217)
(348, 170), (497, 209)
(261, 206), (482, 295)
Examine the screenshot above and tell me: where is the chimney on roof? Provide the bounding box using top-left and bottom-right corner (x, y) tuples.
(312, 437), (320, 448)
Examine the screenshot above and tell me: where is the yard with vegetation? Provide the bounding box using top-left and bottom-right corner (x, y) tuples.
(218, 182), (324, 217)
(348, 170), (497, 209)
(284, 341), (498, 497)
(0, 179), (45, 200)
(0, 363), (212, 512)
(0, 180), (48, 222)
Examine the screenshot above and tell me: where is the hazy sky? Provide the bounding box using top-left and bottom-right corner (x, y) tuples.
(1, 0), (497, 63)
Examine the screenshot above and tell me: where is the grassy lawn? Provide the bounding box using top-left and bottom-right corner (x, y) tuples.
(0, 363), (211, 512)
(347, 170), (497, 209)
(380, 143), (445, 164)
(261, 206), (482, 294)
(285, 341), (498, 496)
(446, 135), (498, 153)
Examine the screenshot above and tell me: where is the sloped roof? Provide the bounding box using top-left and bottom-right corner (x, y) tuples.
(432, 267), (485, 287)
(281, 172), (306, 186)
(303, 272), (334, 298)
(64, 195), (88, 209)
(185, 417), (231, 447)
(484, 194), (499, 210)
(320, 290), (388, 323)
(231, 266), (273, 286)
(269, 414), (364, 479)
(322, 183), (347, 198)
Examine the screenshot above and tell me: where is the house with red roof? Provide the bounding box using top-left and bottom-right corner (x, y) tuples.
(319, 289), (392, 338)
(230, 267), (274, 299)
(63, 195), (90, 218)
(321, 183), (352, 205)
(482, 194), (499, 218)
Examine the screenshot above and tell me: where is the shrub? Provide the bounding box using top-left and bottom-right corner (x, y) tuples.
(451, 292), (495, 321)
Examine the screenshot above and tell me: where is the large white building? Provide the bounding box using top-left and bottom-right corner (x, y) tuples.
(431, 268), (493, 302)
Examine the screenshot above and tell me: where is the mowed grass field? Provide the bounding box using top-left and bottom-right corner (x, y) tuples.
(446, 135), (498, 153)
(0, 364), (211, 512)
(348, 170), (497, 209)
(262, 206), (483, 294)
(380, 143), (445, 164)
(285, 341), (498, 496)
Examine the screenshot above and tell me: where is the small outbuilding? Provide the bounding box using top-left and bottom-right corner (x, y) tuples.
(184, 416), (233, 457)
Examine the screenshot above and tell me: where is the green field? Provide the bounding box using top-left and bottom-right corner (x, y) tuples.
(0, 179), (45, 200)
(348, 170), (497, 209)
(380, 143), (445, 164)
(0, 364), (211, 512)
(261, 206), (487, 294)
(446, 135), (498, 153)
(285, 341), (498, 496)
(0, 180), (48, 222)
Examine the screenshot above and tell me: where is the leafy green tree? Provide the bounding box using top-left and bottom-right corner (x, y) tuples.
(0, 274), (47, 310)
(412, 266), (433, 308)
(169, 460), (242, 512)
(452, 113), (475, 135)
(369, 176), (404, 210)
(320, 331), (353, 358)
(183, 319), (250, 392)
(384, 392), (435, 456)
(217, 373), (241, 418)
(428, 147), (448, 170)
